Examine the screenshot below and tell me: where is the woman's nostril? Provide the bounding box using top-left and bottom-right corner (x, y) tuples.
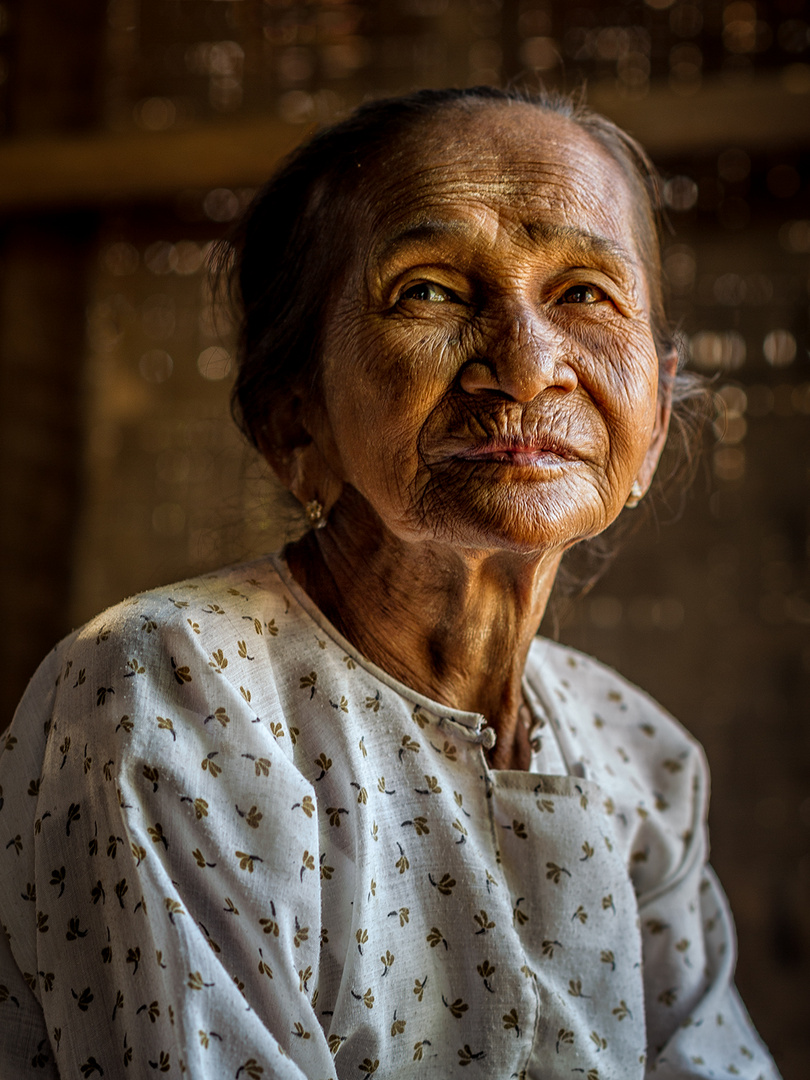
(460, 342), (578, 402)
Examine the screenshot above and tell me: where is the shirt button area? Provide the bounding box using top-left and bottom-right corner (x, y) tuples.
(479, 727), (497, 749)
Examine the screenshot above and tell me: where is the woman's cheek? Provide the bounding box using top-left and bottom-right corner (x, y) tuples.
(574, 327), (660, 413)
(323, 330), (448, 492)
(389, 316), (465, 376)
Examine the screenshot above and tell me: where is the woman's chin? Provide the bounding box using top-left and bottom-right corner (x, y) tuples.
(405, 502), (604, 556)
(403, 480), (611, 555)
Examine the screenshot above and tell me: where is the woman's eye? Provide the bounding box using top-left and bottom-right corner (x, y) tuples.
(400, 282), (455, 304)
(559, 284), (608, 305)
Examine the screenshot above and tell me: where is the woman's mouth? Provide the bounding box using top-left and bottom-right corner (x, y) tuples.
(455, 437), (577, 466)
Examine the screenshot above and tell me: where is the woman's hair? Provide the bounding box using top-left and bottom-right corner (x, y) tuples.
(221, 85), (711, 603)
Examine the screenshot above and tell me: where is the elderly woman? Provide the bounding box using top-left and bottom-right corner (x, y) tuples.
(0, 87), (780, 1079)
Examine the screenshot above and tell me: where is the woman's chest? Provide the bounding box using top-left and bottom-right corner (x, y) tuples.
(281, 697), (649, 1078)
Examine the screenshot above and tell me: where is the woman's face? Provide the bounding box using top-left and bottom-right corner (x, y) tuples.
(307, 103), (669, 555)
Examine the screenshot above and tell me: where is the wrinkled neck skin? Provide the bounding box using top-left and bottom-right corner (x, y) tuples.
(286, 488), (565, 771)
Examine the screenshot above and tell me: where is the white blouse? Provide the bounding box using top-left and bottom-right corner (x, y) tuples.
(0, 555), (780, 1079)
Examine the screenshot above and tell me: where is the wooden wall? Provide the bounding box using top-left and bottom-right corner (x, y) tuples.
(0, 2), (807, 1074)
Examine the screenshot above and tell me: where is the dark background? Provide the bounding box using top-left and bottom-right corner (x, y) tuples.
(0, 1), (807, 1075)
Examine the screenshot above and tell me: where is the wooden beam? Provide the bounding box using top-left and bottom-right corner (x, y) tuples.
(589, 71), (810, 159)
(0, 117), (305, 212)
(0, 73), (807, 212)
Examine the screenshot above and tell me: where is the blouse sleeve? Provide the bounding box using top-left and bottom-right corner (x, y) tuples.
(539, 642), (782, 1080)
(643, 865), (781, 1079)
(535, 639), (781, 1080)
(638, 774), (781, 1079)
(0, 608), (338, 1080)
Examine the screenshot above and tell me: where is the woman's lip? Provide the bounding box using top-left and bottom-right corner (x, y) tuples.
(455, 441), (577, 464)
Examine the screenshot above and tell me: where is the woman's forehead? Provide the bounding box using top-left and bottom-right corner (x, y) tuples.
(355, 104), (637, 251)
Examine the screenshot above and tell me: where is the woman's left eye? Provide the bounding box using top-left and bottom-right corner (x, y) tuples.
(400, 282), (456, 303)
(559, 284), (608, 305)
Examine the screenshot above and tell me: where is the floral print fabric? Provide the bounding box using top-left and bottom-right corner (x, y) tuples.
(0, 555), (780, 1079)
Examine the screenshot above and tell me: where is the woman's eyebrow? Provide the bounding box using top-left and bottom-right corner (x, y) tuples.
(374, 219), (638, 283)
(523, 221), (639, 280)
(374, 219), (470, 262)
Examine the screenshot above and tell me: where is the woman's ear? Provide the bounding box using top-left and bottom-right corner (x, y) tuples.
(258, 390), (308, 488)
(634, 346), (678, 496)
(286, 440), (344, 516)
(258, 391), (344, 515)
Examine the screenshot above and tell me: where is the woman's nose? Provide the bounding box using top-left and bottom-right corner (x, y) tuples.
(458, 305), (578, 402)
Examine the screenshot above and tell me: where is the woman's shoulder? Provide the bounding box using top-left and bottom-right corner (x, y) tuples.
(527, 635), (705, 763)
(2, 555), (302, 783)
(26, 554), (308, 694)
(0, 552), (314, 830)
(65, 554), (291, 652)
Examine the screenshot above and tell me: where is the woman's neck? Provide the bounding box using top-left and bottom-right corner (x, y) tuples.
(284, 498), (564, 770)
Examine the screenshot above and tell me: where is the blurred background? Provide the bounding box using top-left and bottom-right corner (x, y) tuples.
(0, 0), (807, 1073)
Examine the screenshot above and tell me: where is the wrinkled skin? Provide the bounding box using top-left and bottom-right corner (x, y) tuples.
(274, 103), (673, 770)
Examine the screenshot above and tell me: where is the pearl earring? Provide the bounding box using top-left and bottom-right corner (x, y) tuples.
(625, 481), (644, 509)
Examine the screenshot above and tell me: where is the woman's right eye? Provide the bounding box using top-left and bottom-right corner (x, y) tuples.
(400, 281), (456, 304)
